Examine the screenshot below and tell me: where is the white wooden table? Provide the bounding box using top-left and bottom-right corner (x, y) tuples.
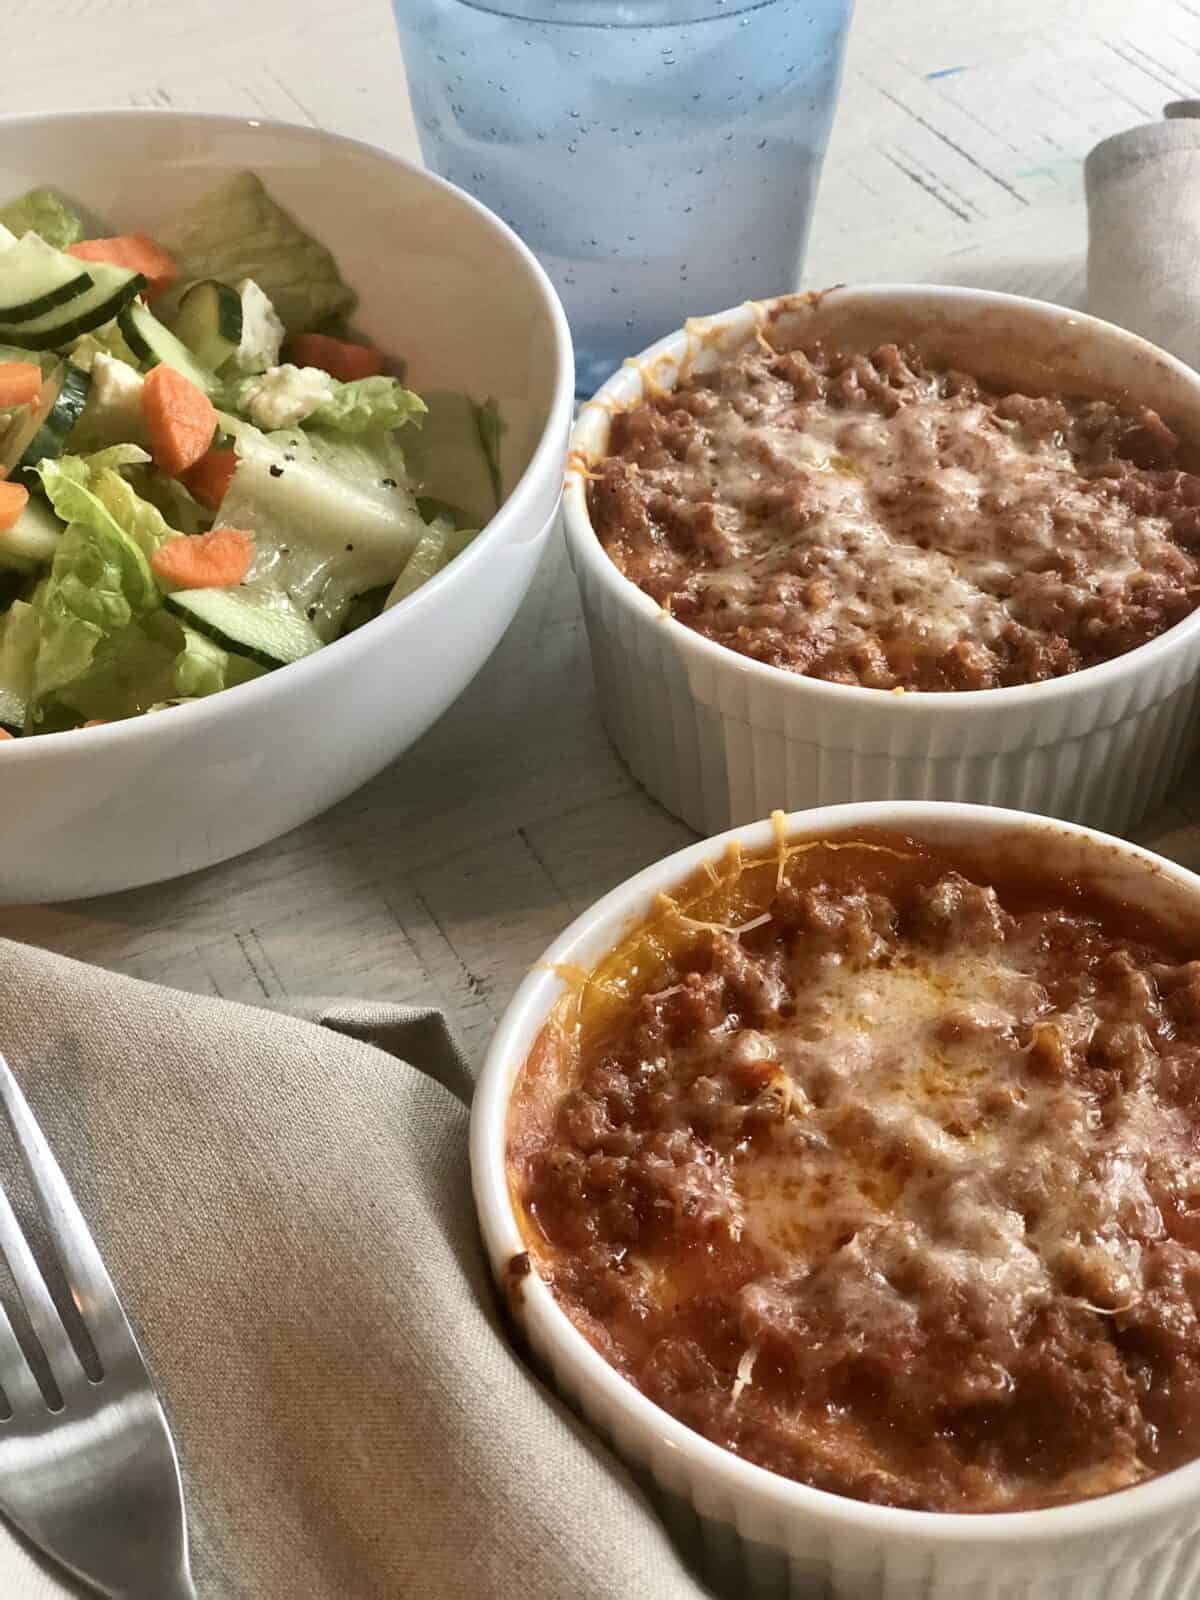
(8, 0), (1200, 1064)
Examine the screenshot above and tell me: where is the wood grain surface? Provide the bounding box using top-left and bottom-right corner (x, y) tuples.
(6, 0), (1200, 1063)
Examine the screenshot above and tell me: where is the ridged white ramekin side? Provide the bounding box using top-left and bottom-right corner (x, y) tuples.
(570, 534), (1200, 836)
(564, 285), (1200, 835)
(516, 1285), (1200, 1600)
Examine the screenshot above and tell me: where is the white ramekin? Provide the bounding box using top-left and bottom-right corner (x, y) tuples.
(472, 801), (1200, 1600)
(563, 287), (1200, 837)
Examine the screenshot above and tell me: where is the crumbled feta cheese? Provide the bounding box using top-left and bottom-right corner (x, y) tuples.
(76, 351), (146, 444)
(233, 279), (285, 374)
(239, 364), (332, 429)
(91, 351), (144, 411)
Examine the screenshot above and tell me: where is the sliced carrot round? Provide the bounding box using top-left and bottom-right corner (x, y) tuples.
(0, 729), (14, 742)
(141, 364), (218, 477)
(182, 448), (239, 510)
(0, 362), (43, 409)
(67, 234), (179, 301)
(151, 528), (255, 591)
(0, 482), (29, 532)
(290, 332), (385, 382)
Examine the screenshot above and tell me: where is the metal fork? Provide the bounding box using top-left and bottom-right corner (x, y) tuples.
(0, 1052), (195, 1599)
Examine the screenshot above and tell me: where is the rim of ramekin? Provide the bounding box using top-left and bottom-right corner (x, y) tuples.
(0, 107), (574, 757)
(472, 800), (1200, 1550)
(562, 284), (1200, 720)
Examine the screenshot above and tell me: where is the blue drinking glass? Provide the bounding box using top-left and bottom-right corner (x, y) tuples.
(394, 0), (854, 396)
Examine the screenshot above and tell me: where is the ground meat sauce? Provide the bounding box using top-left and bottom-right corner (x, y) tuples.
(507, 832), (1200, 1511)
(587, 337), (1200, 690)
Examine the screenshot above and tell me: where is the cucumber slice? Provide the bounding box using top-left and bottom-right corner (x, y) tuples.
(165, 584), (321, 667)
(0, 493), (62, 572)
(172, 280), (242, 372)
(384, 522), (476, 610)
(0, 233), (93, 324)
(0, 261), (144, 349)
(0, 361), (90, 485)
(119, 299), (218, 394)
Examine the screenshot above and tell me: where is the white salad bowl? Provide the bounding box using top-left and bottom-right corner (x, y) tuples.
(472, 800), (1200, 1600)
(0, 109), (573, 901)
(564, 286), (1200, 837)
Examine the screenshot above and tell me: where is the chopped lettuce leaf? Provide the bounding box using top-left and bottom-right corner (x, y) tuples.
(0, 601), (42, 729)
(30, 615), (104, 715)
(86, 461), (178, 560)
(254, 420), (415, 490)
(174, 619), (265, 697)
(0, 188), (84, 249)
(8, 456), (173, 727)
(67, 320), (141, 373)
(384, 521), (477, 610)
(155, 172), (356, 334)
(384, 523), (449, 610)
(41, 517), (152, 633)
(216, 420), (424, 639)
(48, 617), (175, 721)
(475, 397), (504, 506)
(0, 592), (104, 732)
(36, 456), (164, 632)
(51, 611), (264, 722)
(83, 443), (152, 473)
(308, 375), (426, 435)
(126, 466), (211, 534)
(225, 368), (425, 435)
(13, 454), (262, 728)
(400, 389), (497, 529)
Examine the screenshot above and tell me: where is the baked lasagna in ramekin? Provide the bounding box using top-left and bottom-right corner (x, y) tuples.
(474, 803), (1200, 1599)
(564, 288), (1200, 834)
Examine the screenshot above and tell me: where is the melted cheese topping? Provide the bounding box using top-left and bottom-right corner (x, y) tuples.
(590, 343), (1200, 690)
(734, 937), (1178, 1340)
(691, 396), (1156, 654)
(513, 841), (1200, 1511)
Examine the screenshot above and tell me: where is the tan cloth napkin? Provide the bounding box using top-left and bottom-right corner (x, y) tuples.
(1086, 103), (1200, 367)
(0, 939), (709, 1598)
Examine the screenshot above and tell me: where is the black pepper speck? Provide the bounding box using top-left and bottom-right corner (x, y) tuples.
(381, 477), (397, 489)
(269, 464), (284, 479)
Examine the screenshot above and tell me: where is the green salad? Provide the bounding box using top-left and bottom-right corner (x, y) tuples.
(0, 173), (502, 735)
